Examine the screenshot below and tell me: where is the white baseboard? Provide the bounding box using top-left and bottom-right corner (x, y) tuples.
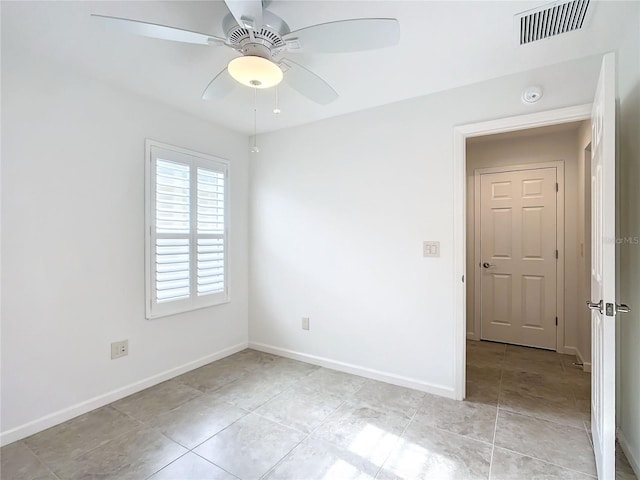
(248, 341), (455, 399)
(575, 347), (592, 373)
(618, 428), (640, 477)
(0, 342), (248, 447)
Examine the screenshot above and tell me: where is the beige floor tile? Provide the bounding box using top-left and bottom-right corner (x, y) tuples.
(147, 452), (236, 480)
(494, 410), (596, 476)
(378, 422), (492, 480)
(0, 441), (57, 480)
(263, 357), (321, 380)
(216, 349), (280, 371)
(467, 365), (502, 384)
(312, 402), (410, 469)
(467, 340), (507, 354)
(149, 394), (248, 448)
(176, 360), (249, 393)
(24, 406), (139, 466)
(467, 341), (506, 369)
(111, 378), (203, 423)
(498, 388), (584, 428)
(212, 371), (295, 411)
(466, 379), (500, 406)
(349, 380), (425, 419)
(296, 367), (368, 396)
(415, 393), (497, 443)
(500, 369), (573, 400)
(264, 436), (376, 479)
(50, 425), (187, 480)
(255, 385), (343, 434)
(503, 346), (565, 376)
(490, 447), (595, 479)
(194, 413), (305, 479)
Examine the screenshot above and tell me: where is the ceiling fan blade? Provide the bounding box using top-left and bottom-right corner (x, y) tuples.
(281, 59), (338, 105)
(224, 0), (263, 30)
(91, 14), (225, 45)
(202, 68), (237, 100)
(283, 18), (399, 53)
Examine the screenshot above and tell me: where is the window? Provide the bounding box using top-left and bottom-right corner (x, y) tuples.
(145, 140), (229, 319)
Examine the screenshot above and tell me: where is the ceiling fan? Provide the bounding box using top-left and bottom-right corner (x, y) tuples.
(92, 0), (400, 105)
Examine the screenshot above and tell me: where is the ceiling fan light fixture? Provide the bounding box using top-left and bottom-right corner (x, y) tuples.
(228, 56), (283, 89)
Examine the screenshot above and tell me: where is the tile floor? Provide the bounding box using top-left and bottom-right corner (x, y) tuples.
(1, 342), (637, 479)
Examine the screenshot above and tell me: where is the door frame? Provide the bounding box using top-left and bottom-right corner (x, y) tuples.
(473, 162), (565, 350)
(453, 103), (592, 400)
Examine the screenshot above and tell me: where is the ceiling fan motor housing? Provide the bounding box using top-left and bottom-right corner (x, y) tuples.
(224, 11), (289, 60)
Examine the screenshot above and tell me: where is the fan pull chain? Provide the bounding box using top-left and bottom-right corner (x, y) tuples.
(273, 86), (281, 114)
(251, 87), (259, 153)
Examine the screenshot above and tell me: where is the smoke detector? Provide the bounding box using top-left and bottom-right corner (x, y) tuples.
(522, 86), (543, 105)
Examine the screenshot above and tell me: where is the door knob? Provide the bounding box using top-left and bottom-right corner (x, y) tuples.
(587, 300), (603, 311)
(617, 304), (631, 313)
(482, 262), (495, 269)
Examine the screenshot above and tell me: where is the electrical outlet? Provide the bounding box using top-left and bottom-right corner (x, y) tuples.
(111, 340), (128, 359)
(302, 317), (310, 330)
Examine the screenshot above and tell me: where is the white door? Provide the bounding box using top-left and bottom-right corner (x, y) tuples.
(588, 52), (618, 480)
(480, 167), (557, 349)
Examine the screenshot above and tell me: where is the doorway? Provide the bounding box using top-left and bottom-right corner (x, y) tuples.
(464, 122), (593, 356)
(459, 118), (597, 477)
(451, 104), (594, 401)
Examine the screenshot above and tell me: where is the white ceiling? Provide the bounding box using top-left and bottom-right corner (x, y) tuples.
(2, 1), (635, 135)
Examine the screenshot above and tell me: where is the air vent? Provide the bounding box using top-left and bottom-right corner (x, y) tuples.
(516, 0), (591, 45)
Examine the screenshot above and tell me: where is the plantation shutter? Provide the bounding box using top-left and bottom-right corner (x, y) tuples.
(146, 141), (228, 319)
(196, 168), (225, 296)
(155, 159), (191, 303)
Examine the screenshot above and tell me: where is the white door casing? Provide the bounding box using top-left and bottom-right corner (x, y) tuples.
(589, 52), (616, 480)
(478, 167), (558, 349)
(454, 105), (592, 401)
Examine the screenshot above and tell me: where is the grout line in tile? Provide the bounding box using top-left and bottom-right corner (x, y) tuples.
(249, 409), (311, 436)
(488, 361), (505, 480)
(498, 406), (590, 433)
(372, 402), (421, 479)
(19, 441), (63, 480)
(258, 394), (352, 480)
(27, 415), (147, 475)
(190, 450), (242, 480)
(256, 401), (343, 480)
(493, 445), (597, 478)
(257, 436), (307, 480)
(143, 450), (192, 480)
(584, 420), (594, 451)
(420, 421), (496, 448)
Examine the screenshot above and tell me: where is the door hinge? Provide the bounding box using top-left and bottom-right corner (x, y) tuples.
(555, 250), (559, 259)
(556, 316), (558, 326)
(556, 182), (559, 192)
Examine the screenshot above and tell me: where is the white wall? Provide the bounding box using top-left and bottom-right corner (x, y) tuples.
(616, 2), (640, 473)
(465, 127), (585, 355)
(249, 55), (604, 396)
(0, 52), (250, 443)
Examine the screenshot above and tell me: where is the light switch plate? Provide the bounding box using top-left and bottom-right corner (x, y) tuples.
(423, 241), (440, 257)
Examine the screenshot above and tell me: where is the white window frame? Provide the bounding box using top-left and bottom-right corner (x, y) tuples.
(145, 139), (230, 319)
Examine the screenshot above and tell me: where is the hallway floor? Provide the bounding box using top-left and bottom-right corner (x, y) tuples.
(1, 343), (637, 479)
